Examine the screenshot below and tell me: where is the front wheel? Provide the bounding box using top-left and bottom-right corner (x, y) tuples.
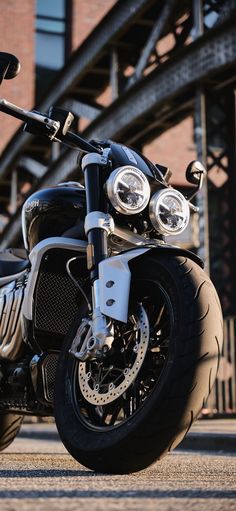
(54, 254), (223, 474)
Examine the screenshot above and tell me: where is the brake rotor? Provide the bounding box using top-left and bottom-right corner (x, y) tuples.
(78, 304), (149, 405)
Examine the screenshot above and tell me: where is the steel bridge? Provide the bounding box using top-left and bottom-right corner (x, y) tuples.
(0, 0), (236, 413)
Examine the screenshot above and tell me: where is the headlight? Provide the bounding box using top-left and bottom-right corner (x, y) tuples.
(149, 188), (190, 235)
(106, 166), (150, 215)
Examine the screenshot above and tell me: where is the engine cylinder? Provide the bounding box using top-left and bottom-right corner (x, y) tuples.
(0, 274), (27, 360)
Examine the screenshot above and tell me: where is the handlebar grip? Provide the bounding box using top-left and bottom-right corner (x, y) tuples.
(0, 98), (27, 121)
(0, 98), (102, 153)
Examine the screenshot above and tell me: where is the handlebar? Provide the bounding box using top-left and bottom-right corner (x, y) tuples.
(0, 98), (102, 154)
(0, 98), (59, 129)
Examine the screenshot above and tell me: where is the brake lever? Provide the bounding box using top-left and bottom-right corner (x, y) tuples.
(0, 98), (60, 139)
(0, 98), (102, 153)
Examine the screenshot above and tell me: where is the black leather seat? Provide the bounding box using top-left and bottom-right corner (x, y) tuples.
(0, 249), (29, 278)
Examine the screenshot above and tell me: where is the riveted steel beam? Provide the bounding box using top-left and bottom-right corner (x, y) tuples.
(84, 17), (236, 141)
(18, 156), (47, 178)
(127, 0), (178, 87)
(62, 99), (102, 120)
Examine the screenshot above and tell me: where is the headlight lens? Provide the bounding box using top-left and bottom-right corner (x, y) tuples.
(149, 188), (190, 235)
(106, 166), (150, 215)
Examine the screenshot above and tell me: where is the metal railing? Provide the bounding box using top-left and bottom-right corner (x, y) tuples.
(206, 316), (236, 415)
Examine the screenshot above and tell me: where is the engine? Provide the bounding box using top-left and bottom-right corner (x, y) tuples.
(0, 272), (28, 361)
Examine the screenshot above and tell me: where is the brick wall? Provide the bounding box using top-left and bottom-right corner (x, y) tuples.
(0, 0), (35, 152)
(144, 118), (195, 186)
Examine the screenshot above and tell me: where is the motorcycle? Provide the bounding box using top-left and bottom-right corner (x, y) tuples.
(0, 52), (223, 474)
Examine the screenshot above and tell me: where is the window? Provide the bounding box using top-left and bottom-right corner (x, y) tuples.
(35, 0), (71, 102)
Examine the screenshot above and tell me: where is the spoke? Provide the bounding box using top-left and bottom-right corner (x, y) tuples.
(111, 369), (125, 386)
(109, 400), (123, 425)
(153, 303), (165, 330)
(98, 365), (115, 385)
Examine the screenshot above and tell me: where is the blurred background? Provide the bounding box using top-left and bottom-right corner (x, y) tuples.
(0, 0), (235, 415)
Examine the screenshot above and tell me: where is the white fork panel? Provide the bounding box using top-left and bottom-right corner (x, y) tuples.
(98, 248), (150, 323)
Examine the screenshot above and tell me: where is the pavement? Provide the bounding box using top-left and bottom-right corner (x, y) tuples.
(20, 417), (236, 454)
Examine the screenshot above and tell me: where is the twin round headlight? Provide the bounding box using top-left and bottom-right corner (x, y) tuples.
(106, 166), (190, 235)
(106, 166), (150, 215)
(149, 188), (190, 235)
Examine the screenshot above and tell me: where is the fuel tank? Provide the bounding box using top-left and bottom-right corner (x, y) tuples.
(22, 184), (86, 251)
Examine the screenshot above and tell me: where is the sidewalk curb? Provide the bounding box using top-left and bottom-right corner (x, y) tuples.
(178, 433), (236, 454)
(19, 429), (59, 442)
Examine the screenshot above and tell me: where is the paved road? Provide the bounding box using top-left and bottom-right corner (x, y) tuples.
(0, 423), (235, 511)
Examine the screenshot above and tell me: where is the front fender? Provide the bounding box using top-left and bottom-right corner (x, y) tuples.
(98, 245), (203, 323)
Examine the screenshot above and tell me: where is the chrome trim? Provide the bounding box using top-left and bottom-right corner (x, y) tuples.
(106, 165), (150, 215)
(0, 270), (27, 287)
(81, 150), (109, 170)
(84, 211), (115, 235)
(112, 225), (164, 247)
(22, 237), (87, 321)
(0, 279), (26, 360)
(21, 203), (29, 250)
(149, 188), (190, 235)
(92, 278), (100, 310)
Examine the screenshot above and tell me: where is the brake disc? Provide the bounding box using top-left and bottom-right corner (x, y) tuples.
(78, 304), (149, 405)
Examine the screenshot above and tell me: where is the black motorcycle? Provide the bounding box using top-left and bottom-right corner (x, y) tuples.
(0, 53), (223, 474)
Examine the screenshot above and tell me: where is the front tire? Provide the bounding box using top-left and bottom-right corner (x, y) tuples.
(54, 254), (223, 473)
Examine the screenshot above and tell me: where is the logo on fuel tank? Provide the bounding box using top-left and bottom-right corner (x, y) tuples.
(24, 199), (40, 212)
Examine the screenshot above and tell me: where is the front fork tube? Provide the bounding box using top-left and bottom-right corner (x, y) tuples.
(83, 160), (108, 277)
(87, 227), (108, 281)
(83, 160), (114, 355)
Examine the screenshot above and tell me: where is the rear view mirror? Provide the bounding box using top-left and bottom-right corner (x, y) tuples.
(0, 52), (20, 82)
(186, 160), (206, 187)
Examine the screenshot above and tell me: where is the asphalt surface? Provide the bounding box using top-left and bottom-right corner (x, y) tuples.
(16, 417), (236, 453)
(0, 418), (235, 511)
